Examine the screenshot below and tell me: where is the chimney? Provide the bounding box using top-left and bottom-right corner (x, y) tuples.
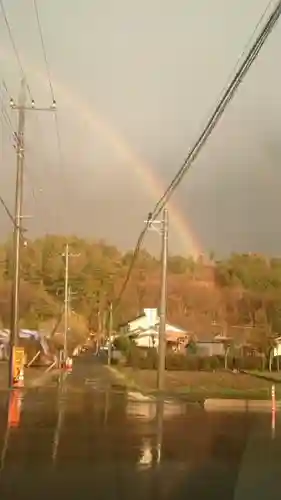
(144, 308), (158, 328)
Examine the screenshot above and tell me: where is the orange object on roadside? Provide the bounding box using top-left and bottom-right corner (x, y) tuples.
(12, 347), (25, 387)
(66, 357), (73, 372)
(8, 390), (22, 428)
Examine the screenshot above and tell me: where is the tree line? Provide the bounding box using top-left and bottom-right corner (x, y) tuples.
(1, 236), (281, 350)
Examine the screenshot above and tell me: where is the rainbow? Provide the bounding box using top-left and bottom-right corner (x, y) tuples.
(0, 50), (202, 258)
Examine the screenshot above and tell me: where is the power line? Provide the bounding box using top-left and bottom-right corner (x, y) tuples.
(201, 0), (276, 127)
(0, 195), (14, 226)
(0, 82), (14, 136)
(0, 83), (21, 230)
(0, 0), (33, 102)
(32, 0), (70, 208)
(114, 0), (281, 309)
(1, 81), (51, 236)
(152, 1), (281, 219)
(0, 189), (26, 243)
(32, 0), (55, 103)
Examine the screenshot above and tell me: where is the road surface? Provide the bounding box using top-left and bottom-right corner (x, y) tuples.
(0, 352), (280, 499)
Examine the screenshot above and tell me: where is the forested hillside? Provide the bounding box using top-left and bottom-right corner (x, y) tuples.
(1, 236), (281, 343)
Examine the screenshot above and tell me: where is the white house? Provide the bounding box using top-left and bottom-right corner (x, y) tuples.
(273, 337), (281, 357)
(121, 308), (188, 349)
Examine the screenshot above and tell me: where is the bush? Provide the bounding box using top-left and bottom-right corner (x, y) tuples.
(230, 356), (263, 371)
(166, 353), (188, 370)
(114, 335), (132, 355)
(198, 355), (223, 371)
(127, 346), (158, 369)
(125, 348), (265, 372)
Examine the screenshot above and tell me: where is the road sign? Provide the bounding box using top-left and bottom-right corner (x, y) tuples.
(12, 347), (25, 386)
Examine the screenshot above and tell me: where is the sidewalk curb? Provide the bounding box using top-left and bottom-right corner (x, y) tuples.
(204, 398), (281, 412)
(105, 365), (141, 390)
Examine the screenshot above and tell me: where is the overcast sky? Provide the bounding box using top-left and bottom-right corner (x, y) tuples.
(0, 0), (281, 257)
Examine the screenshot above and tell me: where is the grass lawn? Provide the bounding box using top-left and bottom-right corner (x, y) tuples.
(114, 366), (281, 400)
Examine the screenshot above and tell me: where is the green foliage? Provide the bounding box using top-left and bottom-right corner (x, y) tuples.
(186, 337), (197, 354)
(125, 351), (263, 371)
(114, 334), (133, 354)
(1, 235), (281, 360)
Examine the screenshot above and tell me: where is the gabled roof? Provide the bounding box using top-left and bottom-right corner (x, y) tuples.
(127, 324), (189, 339)
(195, 332), (223, 343)
(118, 313), (146, 328)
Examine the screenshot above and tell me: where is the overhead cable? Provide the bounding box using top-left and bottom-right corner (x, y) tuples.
(32, 0), (69, 221)
(150, 1), (281, 220)
(114, 0), (281, 309)
(0, 0), (33, 101)
(33, 0), (55, 103)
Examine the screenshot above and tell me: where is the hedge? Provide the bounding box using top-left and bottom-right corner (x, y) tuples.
(125, 348), (264, 371)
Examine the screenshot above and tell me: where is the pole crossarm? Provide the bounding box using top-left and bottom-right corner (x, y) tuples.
(8, 78), (56, 388)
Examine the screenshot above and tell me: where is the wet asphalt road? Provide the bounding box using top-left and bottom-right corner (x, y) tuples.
(0, 353), (280, 499)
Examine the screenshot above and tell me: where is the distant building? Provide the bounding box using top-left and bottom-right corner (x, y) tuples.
(118, 308), (188, 349)
(192, 332), (226, 357)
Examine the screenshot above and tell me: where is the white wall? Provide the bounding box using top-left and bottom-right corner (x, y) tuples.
(128, 309), (159, 332)
(273, 344), (281, 357)
(135, 334), (157, 348)
(165, 323), (185, 333)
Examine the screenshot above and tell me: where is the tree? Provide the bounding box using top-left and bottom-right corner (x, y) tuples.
(1, 234), (281, 358)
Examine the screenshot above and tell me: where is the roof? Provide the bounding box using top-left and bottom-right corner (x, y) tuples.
(118, 313), (145, 328)
(0, 329), (50, 355)
(127, 325), (188, 339)
(122, 317), (186, 335)
(195, 332), (223, 343)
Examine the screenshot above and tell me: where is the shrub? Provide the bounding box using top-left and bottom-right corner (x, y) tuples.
(166, 353), (188, 370)
(114, 335), (132, 355)
(125, 347), (265, 372)
(127, 346), (157, 369)
(231, 356), (263, 371)
(198, 356), (223, 371)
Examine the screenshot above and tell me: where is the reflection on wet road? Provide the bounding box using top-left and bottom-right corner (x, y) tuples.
(0, 354), (280, 499)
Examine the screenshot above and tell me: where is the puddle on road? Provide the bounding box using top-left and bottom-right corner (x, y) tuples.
(0, 385), (280, 499)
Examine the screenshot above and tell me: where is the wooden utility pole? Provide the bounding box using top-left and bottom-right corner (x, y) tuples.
(107, 302), (113, 366)
(157, 209), (168, 391)
(62, 244), (80, 363)
(8, 79), (56, 387)
(63, 244), (70, 364)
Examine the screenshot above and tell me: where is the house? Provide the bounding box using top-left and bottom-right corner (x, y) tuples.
(0, 329), (53, 364)
(119, 308), (189, 349)
(273, 337), (281, 357)
(190, 332), (226, 357)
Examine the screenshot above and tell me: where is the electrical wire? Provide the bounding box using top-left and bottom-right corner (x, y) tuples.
(0, 195), (14, 226)
(0, 81), (32, 240)
(32, 0), (71, 207)
(113, 0), (281, 310)
(0, 83), (18, 228)
(31, 0), (71, 237)
(32, 0), (55, 103)
(0, 0), (33, 102)
(0, 82), (14, 137)
(151, 1), (281, 220)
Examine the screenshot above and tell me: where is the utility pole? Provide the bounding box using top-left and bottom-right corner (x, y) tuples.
(63, 243), (69, 364)
(8, 79), (56, 387)
(144, 209), (169, 391)
(62, 244), (80, 364)
(107, 302), (113, 366)
(8, 81), (25, 387)
(157, 208), (168, 392)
